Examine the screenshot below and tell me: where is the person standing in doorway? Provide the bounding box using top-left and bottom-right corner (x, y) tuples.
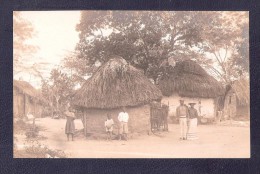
(176, 98), (188, 140)
(118, 106), (129, 141)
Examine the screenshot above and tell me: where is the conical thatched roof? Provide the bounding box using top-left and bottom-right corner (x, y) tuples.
(158, 60), (225, 98)
(72, 56), (162, 109)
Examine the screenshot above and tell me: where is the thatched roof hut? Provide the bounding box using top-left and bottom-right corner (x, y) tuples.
(226, 78), (249, 106)
(223, 77), (249, 118)
(13, 80), (47, 118)
(72, 56), (162, 109)
(72, 56), (162, 135)
(14, 80), (39, 98)
(158, 60), (225, 119)
(158, 60), (225, 98)
(13, 80), (46, 103)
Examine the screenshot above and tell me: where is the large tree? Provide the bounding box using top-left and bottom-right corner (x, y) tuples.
(41, 68), (75, 116)
(70, 11), (249, 84)
(200, 11), (249, 83)
(13, 11), (47, 82)
(74, 11), (212, 82)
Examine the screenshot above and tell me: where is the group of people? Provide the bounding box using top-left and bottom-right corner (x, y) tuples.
(64, 104), (129, 141)
(64, 99), (199, 142)
(176, 98), (199, 140)
(104, 106), (129, 141)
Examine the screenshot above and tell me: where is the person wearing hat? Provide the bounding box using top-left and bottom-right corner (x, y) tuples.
(65, 103), (76, 141)
(176, 98), (189, 140)
(187, 102), (199, 140)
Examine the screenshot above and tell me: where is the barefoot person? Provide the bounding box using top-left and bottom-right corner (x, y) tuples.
(105, 113), (114, 140)
(118, 106), (129, 141)
(187, 103), (199, 140)
(176, 98), (188, 140)
(65, 103), (75, 141)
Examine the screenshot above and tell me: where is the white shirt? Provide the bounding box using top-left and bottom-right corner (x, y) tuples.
(118, 112), (129, 122)
(105, 119), (114, 128)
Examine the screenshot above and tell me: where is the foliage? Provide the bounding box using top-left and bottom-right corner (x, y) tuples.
(200, 12), (249, 83)
(13, 12), (43, 78)
(41, 68), (75, 115)
(74, 11), (209, 82)
(14, 139), (67, 158)
(69, 11), (249, 85)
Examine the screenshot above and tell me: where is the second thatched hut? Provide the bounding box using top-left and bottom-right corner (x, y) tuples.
(158, 60), (225, 120)
(13, 80), (47, 118)
(72, 56), (162, 134)
(223, 77), (250, 118)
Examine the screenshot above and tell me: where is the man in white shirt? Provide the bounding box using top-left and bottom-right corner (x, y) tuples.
(118, 106), (129, 140)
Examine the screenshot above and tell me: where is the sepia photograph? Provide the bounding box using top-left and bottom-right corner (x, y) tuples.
(13, 11), (250, 158)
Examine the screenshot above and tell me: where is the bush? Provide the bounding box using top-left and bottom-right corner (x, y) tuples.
(14, 140), (67, 158)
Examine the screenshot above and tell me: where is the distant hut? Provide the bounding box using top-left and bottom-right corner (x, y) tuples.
(13, 80), (47, 118)
(223, 78), (250, 118)
(72, 56), (162, 134)
(158, 60), (224, 119)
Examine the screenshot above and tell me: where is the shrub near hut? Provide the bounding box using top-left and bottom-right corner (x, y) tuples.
(72, 56), (162, 137)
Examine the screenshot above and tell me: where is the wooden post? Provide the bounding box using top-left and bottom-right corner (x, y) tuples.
(34, 99), (36, 117)
(23, 93), (26, 117)
(32, 118), (35, 131)
(83, 109), (87, 137)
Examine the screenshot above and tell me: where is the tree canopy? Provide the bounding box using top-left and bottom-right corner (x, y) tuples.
(13, 11), (46, 81)
(68, 11), (249, 85)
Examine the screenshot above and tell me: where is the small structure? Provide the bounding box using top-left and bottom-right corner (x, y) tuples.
(150, 101), (169, 131)
(158, 60), (225, 121)
(223, 78), (250, 118)
(13, 80), (47, 118)
(72, 56), (162, 135)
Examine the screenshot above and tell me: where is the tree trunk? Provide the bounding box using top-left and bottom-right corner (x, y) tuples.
(83, 109), (87, 137)
(23, 93), (26, 117)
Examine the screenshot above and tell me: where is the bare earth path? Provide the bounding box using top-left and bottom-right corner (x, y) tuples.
(30, 118), (250, 158)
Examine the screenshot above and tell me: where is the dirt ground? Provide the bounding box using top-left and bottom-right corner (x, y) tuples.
(15, 117), (250, 158)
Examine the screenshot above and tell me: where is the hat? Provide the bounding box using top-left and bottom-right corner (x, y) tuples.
(189, 103), (196, 105)
(179, 98), (185, 101)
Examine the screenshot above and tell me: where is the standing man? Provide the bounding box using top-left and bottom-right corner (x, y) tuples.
(118, 106), (129, 141)
(176, 98), (188, 140)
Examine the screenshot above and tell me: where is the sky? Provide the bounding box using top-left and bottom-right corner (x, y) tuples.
(14, 11), (81, 88)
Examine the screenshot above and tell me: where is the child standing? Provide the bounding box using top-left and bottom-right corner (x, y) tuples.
(105, 113), (114, 140)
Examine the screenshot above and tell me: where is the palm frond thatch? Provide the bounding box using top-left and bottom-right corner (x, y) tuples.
(158, 60), (225, 98)
(229, 77), (250, 106)
(13, 80), (47, 104)
(72, 56), (162, 109)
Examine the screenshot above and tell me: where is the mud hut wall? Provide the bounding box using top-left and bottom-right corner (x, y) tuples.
(13, 87), (43, 118)
(236, 106), (249, 117)
(13, 88), (24, 117)
(161, 94), (215, 118)
(84, 105), (151, 134)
